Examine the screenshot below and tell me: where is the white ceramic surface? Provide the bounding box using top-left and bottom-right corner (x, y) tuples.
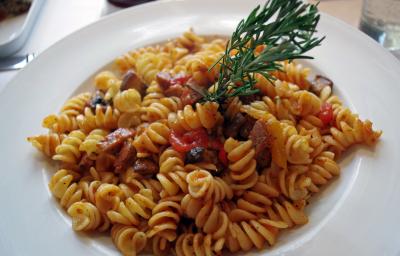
(0, 0), (399, 255)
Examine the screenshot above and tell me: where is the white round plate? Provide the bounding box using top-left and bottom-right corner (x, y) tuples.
(0, 0), (399, 255)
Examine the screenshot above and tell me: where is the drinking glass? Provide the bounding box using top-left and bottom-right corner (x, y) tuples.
(359, 0), (400, 56)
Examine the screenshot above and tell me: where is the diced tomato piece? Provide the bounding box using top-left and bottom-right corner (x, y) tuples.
(208, 138), (228, 166)
(209, 139), (223, 150)
(218, 149), (228, 166)
(319, 103), (333, 126)
(169, 128), (209, 153)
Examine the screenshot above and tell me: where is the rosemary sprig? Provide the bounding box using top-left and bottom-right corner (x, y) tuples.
(203, 0), (324, 104)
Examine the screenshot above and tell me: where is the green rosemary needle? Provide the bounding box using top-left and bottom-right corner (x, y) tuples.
(203, 0), (325, 104)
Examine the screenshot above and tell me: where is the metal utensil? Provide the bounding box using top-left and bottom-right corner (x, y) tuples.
(0, 53), (35, 71)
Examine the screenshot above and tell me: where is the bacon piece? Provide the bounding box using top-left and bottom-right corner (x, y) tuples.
(239, 94), (262, 104)
(114, 140), (137, 173)
(224, 113), (246, 138)
(249, 119), (270, 157)
(132, 158), (158, 176)
(121, 70), (146, 96)
(98, 128), (135, 153)
(156, 72), (172, 90)
(78, 153), (94, 172)
(256, 148), (271, 169)
(240, 115), (256, 139)
(310, 75), (333, 96)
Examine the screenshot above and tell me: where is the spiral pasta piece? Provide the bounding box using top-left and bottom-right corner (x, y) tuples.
(168, 102), (221, 133)
(325, 94), (342, 111)
(334, 107), (359, 130)
(115, 52), (137, 73)
(159, 147), (185, 173)
(241, 91), (300, 123)
(181, 196), (229, 239)
(242, 97), (295, 123)
(225, 218), (288, 252)
(271, 61), (311, 90)
(327, 97), (382, 147)
(94, 183), (123, 214)
(136, 51), (172, 84)
(276, 97), (297, 122)
(224, 138), (258, 191)
(142, 81), (165, 107)
(85, 166), (119, 184)
(42, 113), (78, 133)
(156, 147), (187, 197)
(78, 179), (123, 214)
(200, 38), (226, 53)
(260, 95), (295, 123)
(78, 179), (101, 203)
(297, 114), (324, 131)
(323, 118), (382, 154)
(60, 92), (91, 116)
(27, 133), (66, 157)
(111, 224), (147, 256)
(118, 112), (142, 128)
(186, 169), (233, 203)
(281, 122), (313, 165)
(94, 70), (122, 101)
(290, 90), (322, 117)
(223, 204), (258, 224)
(77, 105), (120, 133)
(114, 88), (142, 113)
(175, 29), (205, 51)
(247, 99), (275, 115)
(53, 130), (86, 164)
(240, 103), (276, 123)
(255, 76), (299, 99)
(107, 188), (156, 226)
(299, 127), (326, 159)
(147, 197), (182, 242)
(133, 121), (170, 156)
(184, 162), (218, 173)
(143, 97), (182, 122)
(120, 169), (163, 202)
(173, 39), (224, 86)
(305, 151), (340, 193)
(175, 233), (224, 256)
(265, 199), (308, 228)
(41, 92), (92, 133)
(48, 169), (83, 208)
(67, 201), (107, 231)
(267, 164), (313, 201)
(149, 235), (172, 256)
(236, 181), (280, 214)
(115, 45), (161, 72)
(162, 42), (189, 64)
(157, 171), (188, 198)
(79, 129), (108, 159)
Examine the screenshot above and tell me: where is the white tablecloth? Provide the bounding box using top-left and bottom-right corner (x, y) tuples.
(0, 0), (364, 92)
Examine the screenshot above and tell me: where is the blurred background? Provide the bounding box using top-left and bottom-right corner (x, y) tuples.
(0, 0), (398, 91)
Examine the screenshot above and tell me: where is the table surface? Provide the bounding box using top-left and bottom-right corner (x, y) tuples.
(0, 0), (364, 92)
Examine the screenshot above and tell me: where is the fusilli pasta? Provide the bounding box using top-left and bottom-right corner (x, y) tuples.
(27, 29), (382, 256)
